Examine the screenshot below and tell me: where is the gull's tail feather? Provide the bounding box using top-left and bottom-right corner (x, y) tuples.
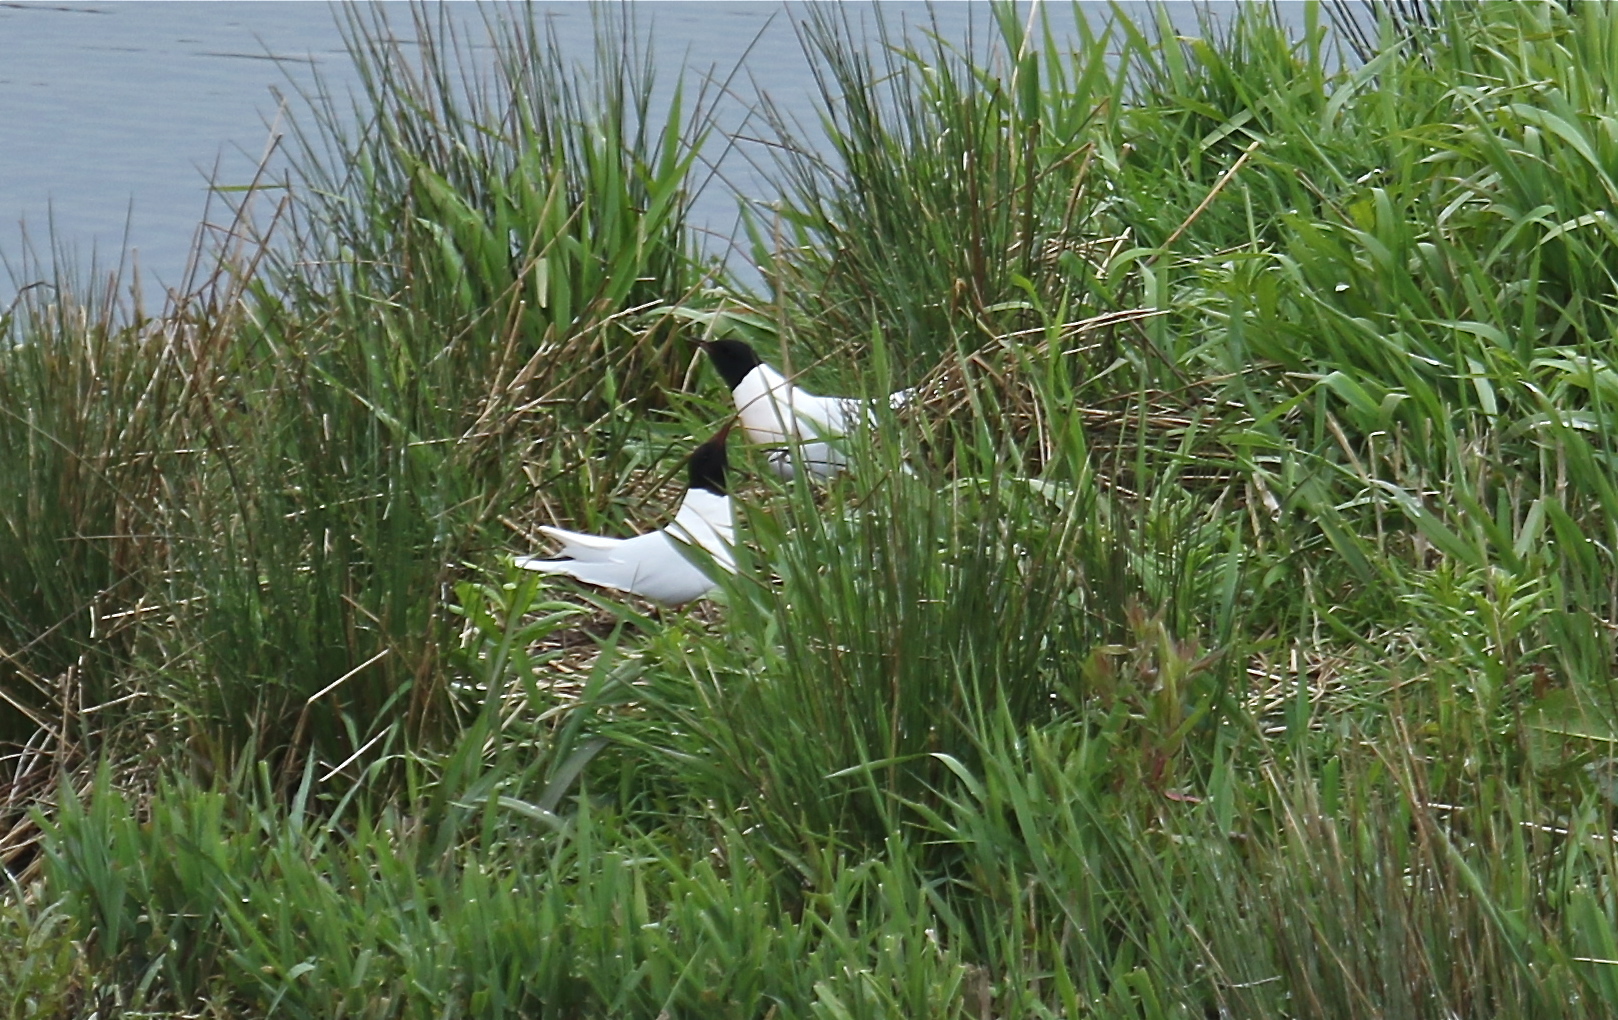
(531, 525), (622, 561)
(514, 555), (573, 574)
(518, 559), (642, 592)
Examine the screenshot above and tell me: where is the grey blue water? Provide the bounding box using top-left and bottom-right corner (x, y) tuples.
(0, 1), (1308, 303)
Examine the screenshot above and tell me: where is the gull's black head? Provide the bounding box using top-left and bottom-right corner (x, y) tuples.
(700, 339), (763, 390)
(687, 424), (731, 495)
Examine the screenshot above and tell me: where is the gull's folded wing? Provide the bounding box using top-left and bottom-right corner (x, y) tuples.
(526, 524), (625, 562)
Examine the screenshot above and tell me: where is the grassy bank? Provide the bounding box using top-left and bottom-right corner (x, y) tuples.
(7, 1), (1618, 1016)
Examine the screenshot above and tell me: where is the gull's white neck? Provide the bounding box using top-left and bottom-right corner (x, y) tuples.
(670, 488), (735, 570)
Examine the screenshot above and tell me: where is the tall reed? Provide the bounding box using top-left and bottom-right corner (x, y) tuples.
(25, 1), (1618, 1016)
(152, 2), (716, 774)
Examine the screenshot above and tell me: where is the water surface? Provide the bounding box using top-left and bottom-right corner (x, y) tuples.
(0, 1), (1302, 301)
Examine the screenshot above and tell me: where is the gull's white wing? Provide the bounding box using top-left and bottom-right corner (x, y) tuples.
(779, 381), (909, 439)
(733, 362), (911, 480)
(527, 524), (626, 562)
(733, 364), (854, 443)
(519, 529), (716, 605)
(667, 489), (736, 572)
(767, 442), (848, 481)
(515, 494), (732, 605)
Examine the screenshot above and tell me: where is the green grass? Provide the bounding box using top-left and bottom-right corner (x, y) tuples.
(11, 0), (1618, 1015)
(141, 1), (717, 778)
(0, 875), (81, 1018)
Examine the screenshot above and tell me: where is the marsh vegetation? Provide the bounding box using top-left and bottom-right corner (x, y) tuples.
(6, 1), (1618, 1016)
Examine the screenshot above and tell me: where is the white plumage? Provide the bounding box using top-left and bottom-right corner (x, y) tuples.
(515, 431), (734, 606)
(702, 339), (911, 480)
